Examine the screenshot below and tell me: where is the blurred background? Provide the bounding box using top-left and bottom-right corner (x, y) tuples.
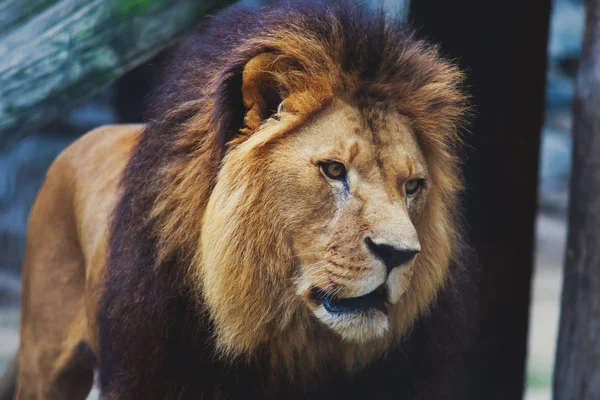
(0, 0), (584, 399)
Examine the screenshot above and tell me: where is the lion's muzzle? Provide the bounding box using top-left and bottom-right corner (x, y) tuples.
(311, 284), (388, 315)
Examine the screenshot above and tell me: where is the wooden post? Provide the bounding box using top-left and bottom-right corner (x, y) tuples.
(554, 1), (600, 398)
(410, 0), (551, 398)
(0, 0), (55, 35)
(0, 0), (235, 148)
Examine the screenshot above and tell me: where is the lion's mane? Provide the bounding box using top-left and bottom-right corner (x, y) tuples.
(98, 2), (472, 399)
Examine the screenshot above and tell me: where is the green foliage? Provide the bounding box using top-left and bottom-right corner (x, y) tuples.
(112, 0), (164, 16)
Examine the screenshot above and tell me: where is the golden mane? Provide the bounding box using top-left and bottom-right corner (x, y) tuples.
(151, 4), (466, 267)
(102, 1), (469, 385)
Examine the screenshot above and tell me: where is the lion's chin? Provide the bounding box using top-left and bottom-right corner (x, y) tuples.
(313, 305), (389, 342)
(307, 284), (391, 342)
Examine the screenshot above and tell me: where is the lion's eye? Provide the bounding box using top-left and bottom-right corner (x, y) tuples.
(405, 179), (424, 196)
(321, 161), (347, 180)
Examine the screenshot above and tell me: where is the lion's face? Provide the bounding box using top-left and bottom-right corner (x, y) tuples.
(282, 102), (426, 342)
(201, 100), (436, 355)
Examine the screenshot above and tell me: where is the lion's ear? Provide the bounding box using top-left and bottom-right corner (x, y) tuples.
(240, 53), (292, 134)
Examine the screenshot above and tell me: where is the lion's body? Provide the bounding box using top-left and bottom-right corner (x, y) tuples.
(16, 125), (141, 399)
(15, 3), (474, 399)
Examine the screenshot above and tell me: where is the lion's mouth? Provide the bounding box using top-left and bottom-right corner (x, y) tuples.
(311, 285), (388, 315)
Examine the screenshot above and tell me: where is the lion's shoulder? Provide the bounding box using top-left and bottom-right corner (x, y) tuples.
(65, 124), (143, 160)
(51, 124), (143, 261)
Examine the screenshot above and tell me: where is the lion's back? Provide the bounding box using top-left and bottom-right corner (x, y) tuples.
(19, 124), (142, 360)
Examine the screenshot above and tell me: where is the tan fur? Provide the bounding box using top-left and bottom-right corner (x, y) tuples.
(16, 125), (142, 399)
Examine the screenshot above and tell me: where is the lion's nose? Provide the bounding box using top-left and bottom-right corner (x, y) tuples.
(365, 237), (420, 275)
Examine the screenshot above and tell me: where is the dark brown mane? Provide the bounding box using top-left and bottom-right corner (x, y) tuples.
(98, 2), (472, 399)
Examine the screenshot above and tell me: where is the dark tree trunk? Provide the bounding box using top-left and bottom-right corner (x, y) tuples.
(554, 1), (600, 398)
(410, 1), (551, 399)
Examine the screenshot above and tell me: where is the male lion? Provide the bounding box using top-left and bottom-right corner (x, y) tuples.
(13, 2), (472, 399)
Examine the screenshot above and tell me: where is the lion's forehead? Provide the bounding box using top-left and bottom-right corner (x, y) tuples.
(282, 100), (428, 182)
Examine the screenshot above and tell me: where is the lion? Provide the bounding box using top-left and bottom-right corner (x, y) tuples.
(10, 2), (472, 399)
